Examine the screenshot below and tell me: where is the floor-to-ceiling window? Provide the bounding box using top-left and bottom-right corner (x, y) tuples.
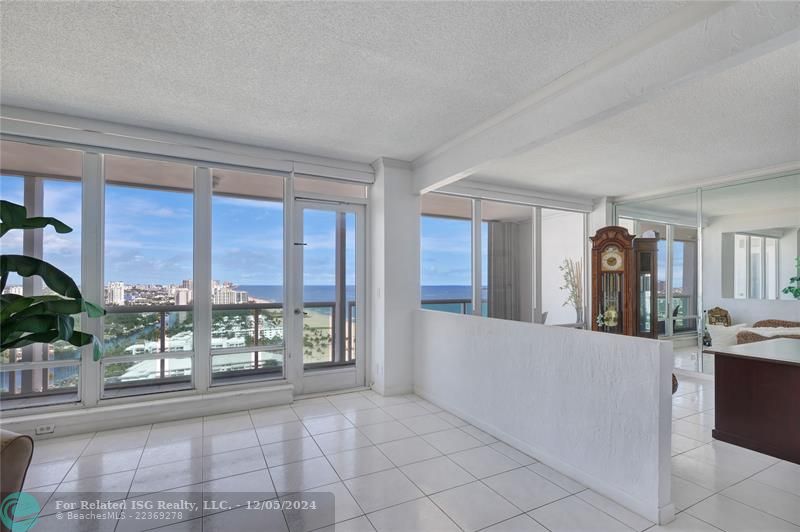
(0, 140), (84, 409)
(102, 155), (195, 397)
(211, 168), (285, 385)
(420, 194), (474, 314)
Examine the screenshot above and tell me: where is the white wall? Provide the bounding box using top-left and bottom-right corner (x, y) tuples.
(369, 158), (420, 395)
(704, 207), (800, 324)
(541, 210), (585, 324)
(414, 309), (674, 524)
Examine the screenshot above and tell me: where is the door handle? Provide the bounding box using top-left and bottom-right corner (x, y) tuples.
(294, 308), (302, 315)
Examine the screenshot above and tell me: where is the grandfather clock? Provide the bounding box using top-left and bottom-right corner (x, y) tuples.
(591, 226), (636, 335)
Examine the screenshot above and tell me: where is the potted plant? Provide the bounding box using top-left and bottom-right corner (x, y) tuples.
(559, 258), (583, 323)
(782, 257), (800, 300)
(1, 200), (105, 361)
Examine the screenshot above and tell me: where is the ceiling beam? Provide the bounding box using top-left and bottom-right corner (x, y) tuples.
(412, 1), (800, 194)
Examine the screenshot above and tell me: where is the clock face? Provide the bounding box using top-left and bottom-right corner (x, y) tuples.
(601, 246), (624, 272)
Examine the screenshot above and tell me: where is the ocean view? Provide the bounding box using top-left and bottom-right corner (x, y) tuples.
(240, 284), (486, 315)
(240, 284), (478, 303)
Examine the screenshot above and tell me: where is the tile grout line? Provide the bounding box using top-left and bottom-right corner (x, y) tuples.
(113, 423), (154, 532)
(670, 430), (792, 531)
(248, 407), (292, 532)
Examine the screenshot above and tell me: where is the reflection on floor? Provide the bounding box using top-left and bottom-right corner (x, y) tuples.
(21, 379), (799, 531)
(674, 346), (715, 375)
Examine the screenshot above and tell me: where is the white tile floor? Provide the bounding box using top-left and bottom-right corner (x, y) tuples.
(22, 379), (800, 531)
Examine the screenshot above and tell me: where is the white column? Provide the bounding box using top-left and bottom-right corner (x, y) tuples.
(22, 177), (44, 392)
(532, 207), (543, 324)
(193, 167), (212, 392)
(81, 152), (104, 406)
(471, 199), (482, 316)
(369, 158), (419, 395)
(589, 196), (614, 234)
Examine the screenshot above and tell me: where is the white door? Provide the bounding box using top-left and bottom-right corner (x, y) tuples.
(288, 201), (366, 395)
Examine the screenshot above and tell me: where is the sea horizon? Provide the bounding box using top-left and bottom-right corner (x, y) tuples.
(240, 284), (481, 303)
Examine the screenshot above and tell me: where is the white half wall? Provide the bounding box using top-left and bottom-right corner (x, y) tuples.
(414, 309), (674, 524)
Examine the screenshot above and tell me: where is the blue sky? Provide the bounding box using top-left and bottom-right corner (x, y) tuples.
(1, 175), (356, 287)
(419, 216), (471, 286)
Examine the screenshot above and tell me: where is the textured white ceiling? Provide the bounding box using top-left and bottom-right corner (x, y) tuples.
(469, 41), (800, 199)
(1, 1), (684, 163)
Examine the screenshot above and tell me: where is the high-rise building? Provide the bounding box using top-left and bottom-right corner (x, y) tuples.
(211, 284), (249, 305)
(3, 285), (23, 296)
(174, 288), (192, 305)
(106, 282), (126, 305)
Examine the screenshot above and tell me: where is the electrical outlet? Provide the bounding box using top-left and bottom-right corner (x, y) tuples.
(34, 424), (55, 435)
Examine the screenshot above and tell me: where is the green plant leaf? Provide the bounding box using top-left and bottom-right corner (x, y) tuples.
(1, 314), (74, 343)
(5, 296), (106, 321)
(1, 294), (64, 321)
(0, 254), (81, 298)
(0, 330), (61, 351)
(0, 200), (72, 237)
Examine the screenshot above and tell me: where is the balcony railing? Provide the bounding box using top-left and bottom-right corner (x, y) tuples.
(103, 300), (364, 386)
(3, 298), (474, 401)
(421, 298), (472, 314)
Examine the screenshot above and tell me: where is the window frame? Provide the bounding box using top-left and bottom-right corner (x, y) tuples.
(734, 232), (780, 300)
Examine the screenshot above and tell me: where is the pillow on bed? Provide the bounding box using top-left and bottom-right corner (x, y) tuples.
(707, 323), (748, 348)
(740, 327), (800, 337)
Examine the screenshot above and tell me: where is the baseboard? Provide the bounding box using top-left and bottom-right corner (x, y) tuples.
(415, 385), (674, 525)
(374, 383), (414, 396)
(2, 383), (294, 439)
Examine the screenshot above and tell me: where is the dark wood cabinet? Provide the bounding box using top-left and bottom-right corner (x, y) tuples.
(634, 238), (659, 338)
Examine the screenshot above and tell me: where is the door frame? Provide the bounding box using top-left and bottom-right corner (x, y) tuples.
(288, 199), (367, 395)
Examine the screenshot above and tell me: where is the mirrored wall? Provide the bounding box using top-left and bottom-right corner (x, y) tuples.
(615, 172), (800, 376)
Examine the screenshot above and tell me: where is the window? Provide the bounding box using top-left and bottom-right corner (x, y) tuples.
(420, 194), (473, 314)
(420, 193), (590, 326)
(102, 155), (195, 397)
(733, 233), (780, 300)
(734, 234), (748, 298)
(671, 226), (698, 334)
(0, 140), (83, 409)
(541, 209), (585, 325)
(211, 169), (285, 384)
(1, 136), (372, 410)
